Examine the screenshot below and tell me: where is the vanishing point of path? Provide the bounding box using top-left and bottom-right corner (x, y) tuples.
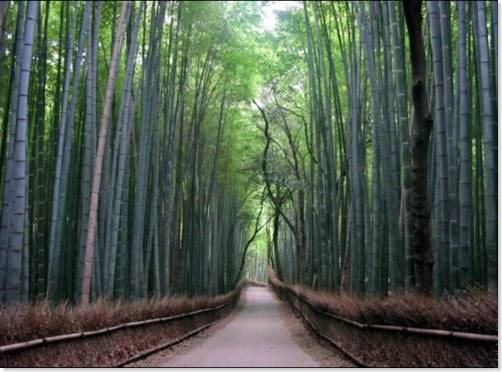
(133, 286), (353, 367)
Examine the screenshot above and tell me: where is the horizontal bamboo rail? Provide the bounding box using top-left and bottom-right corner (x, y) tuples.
(115, 307), (233, 367)
(297, 294), (498, 342)
(270, 280), (498, 343)
(0, 297), (236, 355)
(274, 290), (368, 367)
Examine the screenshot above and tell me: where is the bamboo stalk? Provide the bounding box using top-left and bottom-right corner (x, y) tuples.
(44, 332), (84, 343)
(0, 339), (45, 353)
(369, 324), (498, 342)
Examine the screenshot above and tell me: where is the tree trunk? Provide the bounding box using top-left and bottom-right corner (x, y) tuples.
(403, 0), (434, 295)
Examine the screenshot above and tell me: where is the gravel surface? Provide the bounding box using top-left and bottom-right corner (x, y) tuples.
(132, 286), (353, 367)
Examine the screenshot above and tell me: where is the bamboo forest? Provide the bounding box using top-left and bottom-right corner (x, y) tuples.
(0, 1), (498, 368)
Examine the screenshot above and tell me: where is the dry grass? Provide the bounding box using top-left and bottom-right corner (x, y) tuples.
(269, 273), (498, 367)
(269, 272), (497, 334)
(245, 279), (267, 287)
(0, 285), (243, 367)
(0, 293), (234, 346)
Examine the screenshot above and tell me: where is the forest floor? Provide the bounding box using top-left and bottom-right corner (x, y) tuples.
(129, 286), (353, 367)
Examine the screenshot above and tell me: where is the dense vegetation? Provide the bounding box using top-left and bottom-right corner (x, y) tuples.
(0, 0), (497, 305)
(264, 0), (497, 295)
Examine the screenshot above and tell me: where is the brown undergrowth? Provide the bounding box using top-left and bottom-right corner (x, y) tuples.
(269, 272), (497, 367)
(0, 283), (244, 367)
(245, 279), (267, 287)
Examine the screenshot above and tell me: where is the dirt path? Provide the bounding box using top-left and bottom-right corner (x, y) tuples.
(135, 286), (352, 367)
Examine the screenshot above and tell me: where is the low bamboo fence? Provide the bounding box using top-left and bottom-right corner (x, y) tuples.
(269, 276), (497, 367)
(0, 284), (243, 367)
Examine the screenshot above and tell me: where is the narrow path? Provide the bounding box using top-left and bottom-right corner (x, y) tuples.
(160, 287), (319, 367)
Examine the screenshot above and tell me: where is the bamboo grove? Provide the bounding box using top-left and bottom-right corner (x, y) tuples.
(0, 1), (267, 304)
(0, 0), (498, 306)
(258, 0), (497, 295)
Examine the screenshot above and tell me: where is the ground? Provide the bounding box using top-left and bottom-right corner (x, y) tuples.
(130, 286), (353, 367)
